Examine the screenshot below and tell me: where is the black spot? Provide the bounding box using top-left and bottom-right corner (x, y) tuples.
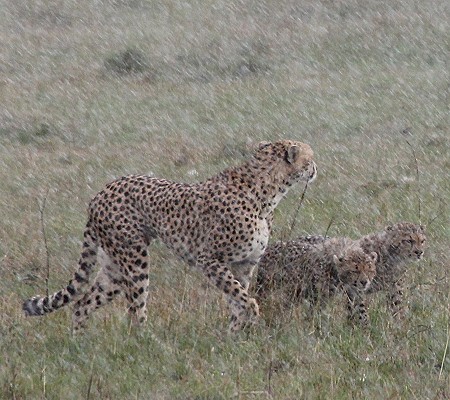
(67, 284), (76, 295)
(139, 273), (148, 281)
(75, 272), (86, 283)
(80, 262), (89, 272)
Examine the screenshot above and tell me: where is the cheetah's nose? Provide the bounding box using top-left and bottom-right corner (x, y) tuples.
(360, 279), (371, 290)
(415, 250), (423, 259)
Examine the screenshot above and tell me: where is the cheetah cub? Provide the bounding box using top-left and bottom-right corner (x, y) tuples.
(23, 140), (317, 333)
(256, 238), (377, 325)
(298, 222), (427, 317)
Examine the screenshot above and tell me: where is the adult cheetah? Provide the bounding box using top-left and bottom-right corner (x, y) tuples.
(256, 238), (377, 325)
(23, 140), (317, 332)
(295, 222), (426, 317)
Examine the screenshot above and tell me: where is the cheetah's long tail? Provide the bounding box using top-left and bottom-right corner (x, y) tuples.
(22, 227), (98, 317)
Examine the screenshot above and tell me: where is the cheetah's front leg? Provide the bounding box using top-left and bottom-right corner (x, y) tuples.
(388, 277), (407, 318)
(230, 260), (258, 291)
(345, 287), (369, 326)
(198, 255), (260, 333)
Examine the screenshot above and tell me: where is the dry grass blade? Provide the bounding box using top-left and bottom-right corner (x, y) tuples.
(283, 181), (310, 241)
(37, 188), (51, 298)
(438, 323), (449, 380)
(403, 135), (422, 223)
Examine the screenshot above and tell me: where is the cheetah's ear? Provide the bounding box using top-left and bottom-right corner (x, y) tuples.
(285, 145), (299, 164)
(258, 141), (271, 150)
(419, 224), (426, 233)
(369, 251), (378, 262)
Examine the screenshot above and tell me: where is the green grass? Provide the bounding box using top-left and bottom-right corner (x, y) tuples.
(1, 0), (449, 398)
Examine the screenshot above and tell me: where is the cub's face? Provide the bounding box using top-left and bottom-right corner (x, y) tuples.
(387, 223), (427, 260)
(334, 250), (377, 291)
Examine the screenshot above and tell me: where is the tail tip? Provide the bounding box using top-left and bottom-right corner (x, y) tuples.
(23, 297), (44, 316)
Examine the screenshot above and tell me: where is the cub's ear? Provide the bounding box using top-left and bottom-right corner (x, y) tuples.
(369, 251), (378, 262)
(419, 224), (426, 233)
(285, 145), (299, 164)
(258, 141), (271, 150)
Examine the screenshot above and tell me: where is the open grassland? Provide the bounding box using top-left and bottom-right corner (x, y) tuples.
(0, 0), (449, 398)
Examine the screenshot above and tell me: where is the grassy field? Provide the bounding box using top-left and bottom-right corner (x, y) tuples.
(0, 0), (449, 398)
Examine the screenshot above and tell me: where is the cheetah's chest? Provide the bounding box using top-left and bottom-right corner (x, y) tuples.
(243, 218), (270, 263)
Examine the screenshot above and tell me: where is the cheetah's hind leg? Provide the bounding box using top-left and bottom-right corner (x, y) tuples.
(112, 241), (151, 328)
(72, 247), (122, 333)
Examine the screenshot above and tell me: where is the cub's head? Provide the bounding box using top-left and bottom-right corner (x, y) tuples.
(333, 249), (377, 292)
(385, 222), (427, 261)
(255, 140), (317, 185)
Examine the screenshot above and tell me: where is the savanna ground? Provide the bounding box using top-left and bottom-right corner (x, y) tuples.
(0, 0), (449, 398)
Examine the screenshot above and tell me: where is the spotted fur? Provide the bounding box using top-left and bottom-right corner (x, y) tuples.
(296, 222), (427, 317)
(256, 238), (377, 325)
(23, 140), (317, 333)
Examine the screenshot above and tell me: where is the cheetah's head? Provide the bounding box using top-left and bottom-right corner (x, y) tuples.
(256, 140), (317, 185)
(333, 249), (377, 292)
(385, 222), (427, 261)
